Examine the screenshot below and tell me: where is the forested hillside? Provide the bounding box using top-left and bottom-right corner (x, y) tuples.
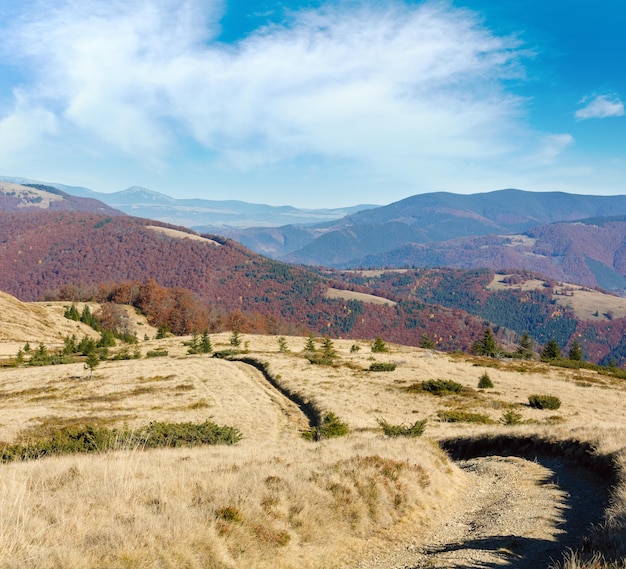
(0, 211), (487, 351)
(353, 218), (626, 291)
(336, 268), (626, 365)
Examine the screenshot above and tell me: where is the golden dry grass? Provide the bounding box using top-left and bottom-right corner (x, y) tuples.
(146, 225), (222, 245)
(325, 287), (397, 306)
(2, 292), (626, 568)
(488, 272), (626, 321)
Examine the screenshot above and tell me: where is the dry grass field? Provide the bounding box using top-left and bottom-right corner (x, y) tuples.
(2, 293), (626, 568)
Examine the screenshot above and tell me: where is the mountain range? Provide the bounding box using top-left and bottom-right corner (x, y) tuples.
(0, 176), (375, 228)
(4, 177), (626, 293)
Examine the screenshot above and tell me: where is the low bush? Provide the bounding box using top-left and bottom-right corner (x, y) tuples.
(378, 418), (427, 437)
(369, 362), (397, 372)
(528, 394), (561, 410)
(146, 349), (168, 358)
(306, 353), (336, 366)
(437, 410), (493, 424)
(212, 349), (241, 359)
(301, 412), (349, 441)
(420, 379), (464, 395)
(0, 420), (241, 464)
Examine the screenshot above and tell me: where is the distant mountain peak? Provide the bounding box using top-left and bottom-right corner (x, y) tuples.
(115, 186), (176, 202)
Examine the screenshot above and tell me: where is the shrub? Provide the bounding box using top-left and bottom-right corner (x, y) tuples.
(146, 349), (168, 358)
(306, 353), (336, 366)
(421, 379), (463, 395)
(302, 412), (349, 441)
(437, 410), (493, 424)
(0, 420), (242, 464)
(216, 506), (243, 524)
(378, 418), (427, 437)
(212, 349), (241, 359)
(319, 412), (348, 438)
(528, 394), (561, 410)
(500, 409), (523, 425)
(477, 372), (494, 389)
(369, 362), (397, 372)
(136, 420), (242, 447)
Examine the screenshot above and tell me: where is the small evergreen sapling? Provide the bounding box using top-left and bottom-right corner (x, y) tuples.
(229, 330), (242, 347)
(371, 336), (388, 353)
(419, 333), (435, 349)
(304, 334), (316, 353)
(478, 372), (494, 389)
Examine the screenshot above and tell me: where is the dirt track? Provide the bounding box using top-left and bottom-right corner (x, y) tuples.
(358, 454), (609, 568)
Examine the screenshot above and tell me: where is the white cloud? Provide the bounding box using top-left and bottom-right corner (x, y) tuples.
(575, 94), (625, 120)
(2, 0), (602, 203)
(530, 133), (575, 166)
(0, 1), (529, 172)
(0, 91), (58, 162)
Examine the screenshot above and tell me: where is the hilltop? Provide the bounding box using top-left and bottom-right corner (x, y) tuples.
(0, 181), (123, 215)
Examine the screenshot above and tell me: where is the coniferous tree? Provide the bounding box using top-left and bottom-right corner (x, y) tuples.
(63, 334), (78, 355)
(229, 330), (242, 347)
(304, 334), (316, 353)
(277, 336), (288, 353)
(85, 351), (100, 379)
(541, 339), (561, 361)
(64, 304), (80, 321)
(569, 340), (583, 361)
(14, 348), (24, 367)
(474, 328), (498, 357)
(322, 336), (337, 359)
(516, 332), (534, 359)
(187, 332), (200, 354)
(419, 333), (435, 349)
(200, 330), (213, 354)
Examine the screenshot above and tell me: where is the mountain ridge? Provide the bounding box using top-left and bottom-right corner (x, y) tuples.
(0, 175), (377, 228)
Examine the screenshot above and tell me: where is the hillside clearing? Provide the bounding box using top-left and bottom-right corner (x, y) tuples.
(488, 273), (626, 321)
(325, 287), (397, 306)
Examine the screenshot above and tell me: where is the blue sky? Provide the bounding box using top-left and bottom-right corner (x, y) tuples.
(0, 0), (624, 207)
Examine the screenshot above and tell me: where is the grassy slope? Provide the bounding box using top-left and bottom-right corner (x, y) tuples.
(1, 299), (626, 567)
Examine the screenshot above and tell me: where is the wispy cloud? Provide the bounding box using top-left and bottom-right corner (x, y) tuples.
(0, 0), (583, 200)
(0, 2), (526, 161)
(575, 94), (625, 120)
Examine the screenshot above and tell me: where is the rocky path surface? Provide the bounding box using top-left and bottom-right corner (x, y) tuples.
(359, 454), (609, 569)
